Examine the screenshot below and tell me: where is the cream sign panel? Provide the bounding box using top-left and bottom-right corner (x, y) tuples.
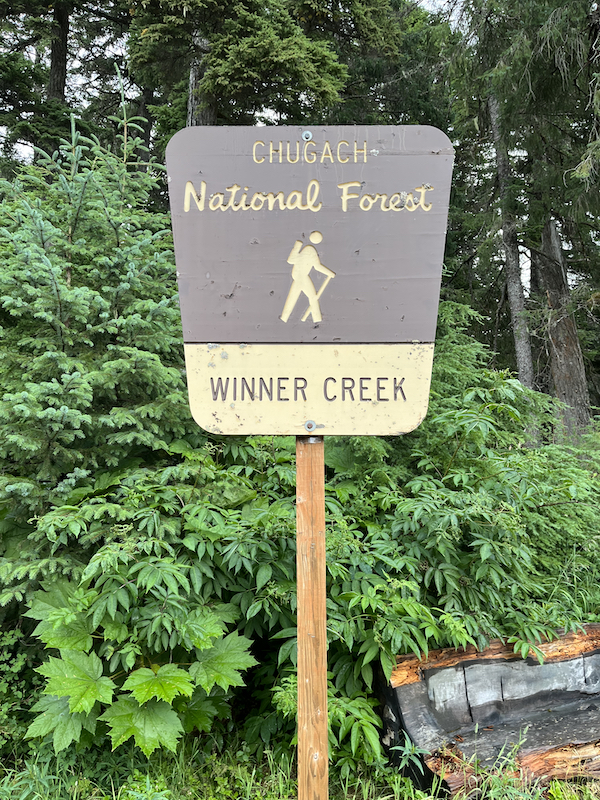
(166, 125), (454, 435)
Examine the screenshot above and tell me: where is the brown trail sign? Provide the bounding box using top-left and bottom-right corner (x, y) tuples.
(166, 125), (454, 800)
(167, 125), (453, 437)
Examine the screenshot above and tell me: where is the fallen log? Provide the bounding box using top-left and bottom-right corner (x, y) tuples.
(385, 625), (600, 794)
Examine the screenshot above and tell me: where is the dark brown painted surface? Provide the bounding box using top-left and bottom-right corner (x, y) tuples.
(166, 125), (453, 344)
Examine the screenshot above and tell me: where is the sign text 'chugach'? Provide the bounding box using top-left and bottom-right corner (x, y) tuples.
(252, 138), (370, 164)
(166, 125), (454, 435)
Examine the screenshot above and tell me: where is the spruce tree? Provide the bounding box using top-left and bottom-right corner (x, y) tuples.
(0, 111), (192, 558)
(0, 111), (262, 757)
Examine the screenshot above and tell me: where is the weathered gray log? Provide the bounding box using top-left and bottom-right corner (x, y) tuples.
(387, 626), (600, 794)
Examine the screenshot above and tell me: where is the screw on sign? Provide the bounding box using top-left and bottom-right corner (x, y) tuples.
(166, 126), (454, 800)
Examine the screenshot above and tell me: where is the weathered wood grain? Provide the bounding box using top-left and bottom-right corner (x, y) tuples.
(424, 738), (600, 794)
(388, 625), (600, 795)
(391, 626), (600, 688)
(519, 740), (600, 781)
(296, 436), (328, 800)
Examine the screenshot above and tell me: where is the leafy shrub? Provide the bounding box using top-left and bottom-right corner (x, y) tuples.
(1, 113), (600, 770)
(0, 628), (44, 758)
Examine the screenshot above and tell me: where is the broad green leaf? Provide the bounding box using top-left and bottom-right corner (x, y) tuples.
(176, 607), (225, 651)
(102, 618), (129, 643)
(350, 720), (360, 756)
(26, 695), (72, 739)
(271, 627), (297, 640)
(180, 692), (219, 733)
(361, 721), (382, 758)
(32, 617), (94, 652)
(480, 542), (492, 561)
(27, 582), (94, 651)
(255, 563), (272, 591)
(100, 697), (183, 756)
(38, 650), (115, 713)
(25, 695), (97, 753)
(123, 665), (194, 704)
(25, 581), (78, 620)
(189, 632), (257, 693)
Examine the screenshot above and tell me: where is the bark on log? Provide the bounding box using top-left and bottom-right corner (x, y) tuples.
(519, 740), (600, 781)
(389, 625), (600, 795)
(391, 625), (600, 687)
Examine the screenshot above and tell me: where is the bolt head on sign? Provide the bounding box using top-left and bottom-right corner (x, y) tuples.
(166, 125), (454, 436)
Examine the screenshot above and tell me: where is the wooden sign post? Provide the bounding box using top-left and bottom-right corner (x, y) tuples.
(296, 436), (328, 800)
(165, 125), (454, 800)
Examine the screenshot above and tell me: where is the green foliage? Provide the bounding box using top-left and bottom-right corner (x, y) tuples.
(445, 0), (600, 391)
(390, 733), (429, 776)
(10, 291), (600, 764)
(38, 651), (115, 713)
(451, 736), (547, 800)
(123, 666), (192, 705)
(0, 0), (597, 791)
(100, 698), (183, 757)
(0, 113), (260, 758)
(117, 773), (171, 800)
(1, 104), (600, 779)
(0, 114), (190, 527)
(0, 628), (44, 758)
(128, 0), (347, 137)
(272, 673), (385, 779)
(26, 695), (97, 754)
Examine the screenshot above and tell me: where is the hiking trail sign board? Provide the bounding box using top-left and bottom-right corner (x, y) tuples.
(166, 125), (454, 436)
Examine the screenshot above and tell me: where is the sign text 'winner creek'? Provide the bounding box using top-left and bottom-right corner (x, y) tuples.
(209, 375), (407, 403)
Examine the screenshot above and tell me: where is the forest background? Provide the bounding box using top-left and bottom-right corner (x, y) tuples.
(0, 0), (599, 798)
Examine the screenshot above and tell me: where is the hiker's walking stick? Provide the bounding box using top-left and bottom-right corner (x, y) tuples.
(301, 274), (334, 322)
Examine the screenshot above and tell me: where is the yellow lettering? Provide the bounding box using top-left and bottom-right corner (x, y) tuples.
(359, 194), (377, 211)
(304, 141), (316, 163)
(224, 184), (241, 210)
(286, 141), (300, 164)
(184, 180), (205, 212)
(405, 193), (417, 212)
(337, 140), (350, 163)
(338, 181), (361, 212)
(250, 192), (266, 210)
(253, 141), (265, 164)
(379, 194), (389, 211)
(321, 141), (334, 163)
(286, 190), (304, 210)
(354, 141), (367, 163)
(209, 193), (225, 211)
(388, 193), (402, 211)
(270, 141), (283, 163)
(237, 187), (250, 211)
(186, 180), (326, 213)
(306, 179), (322, 212)
(415, 185), (433, 211)
(266, 191), (286, 210)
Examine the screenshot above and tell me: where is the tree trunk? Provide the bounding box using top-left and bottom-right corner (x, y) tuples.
(136, 86), (155, 152)
(539, 218), (591, 435)
(529, 248), (543, 297)
(47, 2), (70, 101)
(187, 33), (217, 126)
(489, 95), (535, 389)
